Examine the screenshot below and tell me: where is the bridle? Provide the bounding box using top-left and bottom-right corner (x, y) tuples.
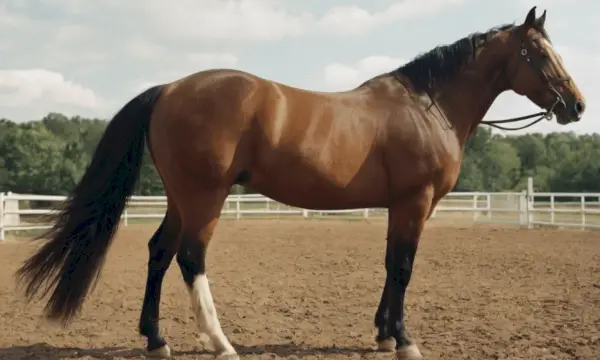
(480, 32), (571, 131)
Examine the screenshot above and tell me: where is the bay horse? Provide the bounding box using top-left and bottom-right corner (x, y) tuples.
(15, 6), (584, 360)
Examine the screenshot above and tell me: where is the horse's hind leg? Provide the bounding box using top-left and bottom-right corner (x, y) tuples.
(138, 205), (182, 358)
(175, 187), (238, 360)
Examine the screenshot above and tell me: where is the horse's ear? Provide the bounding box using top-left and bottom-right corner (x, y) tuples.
(524, 6), (537, 26)
(535, 10), (547, 29)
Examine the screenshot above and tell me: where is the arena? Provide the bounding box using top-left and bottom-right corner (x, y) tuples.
(0, 218), (598, 359)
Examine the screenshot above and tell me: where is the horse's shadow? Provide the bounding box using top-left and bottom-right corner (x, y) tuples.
(0, 342), (384, 359)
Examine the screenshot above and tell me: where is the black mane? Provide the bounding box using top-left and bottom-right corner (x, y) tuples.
(393, 23), (517, 93)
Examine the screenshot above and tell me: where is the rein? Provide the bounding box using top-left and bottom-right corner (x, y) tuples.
(480, 105), (554, 131)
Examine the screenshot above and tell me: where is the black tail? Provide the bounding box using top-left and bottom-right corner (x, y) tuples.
(15, 85), (165, 324)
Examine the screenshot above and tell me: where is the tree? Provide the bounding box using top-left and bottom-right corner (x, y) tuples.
(0, 125), (65, 194)
(479, 138), (522, 191)
(455, 153), (484, 191)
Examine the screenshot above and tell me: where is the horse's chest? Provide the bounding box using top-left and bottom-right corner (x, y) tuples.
(423, 136), (463, 192)
(428, 147), (463, 196)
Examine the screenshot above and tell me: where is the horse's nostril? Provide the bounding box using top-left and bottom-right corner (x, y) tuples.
(574, 100), (585, 115)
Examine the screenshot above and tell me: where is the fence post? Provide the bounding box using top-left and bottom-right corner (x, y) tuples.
(486, 193), (492, 220)
(550, 195), (555, 225)
(519, 190), (527, 227)
(236, 197), (241, 220)
(472, 194), (478, 221)
(302, 209), (308, 218)
(526, 176), (534, 229)
(124, 209), (129, 226)
(363, 208), (369, 219)
(0, 192), (4, 242)
(580, 195), (585, 230)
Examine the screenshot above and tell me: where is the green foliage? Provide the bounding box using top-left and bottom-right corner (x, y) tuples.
(0, 115), (599, 195)
(458, 127), (600, 193)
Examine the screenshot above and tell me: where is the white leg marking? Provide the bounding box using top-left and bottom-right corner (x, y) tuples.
(189, 274), (237, 356)
(147, 344), (171, 359)
(396, 344), (423, 360)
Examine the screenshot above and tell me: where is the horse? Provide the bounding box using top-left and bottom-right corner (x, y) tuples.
(15, 6), (584, 360)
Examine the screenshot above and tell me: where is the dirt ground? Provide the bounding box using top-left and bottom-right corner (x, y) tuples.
(0, 219), (599, 360)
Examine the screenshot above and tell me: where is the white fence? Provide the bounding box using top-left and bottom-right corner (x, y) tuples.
(1, 178), (600, 240)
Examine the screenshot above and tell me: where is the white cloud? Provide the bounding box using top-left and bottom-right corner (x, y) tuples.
(137, 0), (466, 40)
(318, 0), (467, 35)
(0, 1), (467, 122)
(13, 0), (465, 44)
(0, 69), (106, 110)
(131, 0), (467, 40)
(95, 0), (315, 41)
(324, 56), (405, 90)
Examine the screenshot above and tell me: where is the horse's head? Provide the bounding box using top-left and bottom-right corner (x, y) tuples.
(507, 6), (585, 125)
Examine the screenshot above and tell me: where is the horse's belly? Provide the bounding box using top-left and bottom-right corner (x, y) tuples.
(246, 158), (388, 210)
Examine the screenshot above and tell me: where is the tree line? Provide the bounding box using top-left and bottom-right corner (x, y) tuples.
(0, 113), (599, 196)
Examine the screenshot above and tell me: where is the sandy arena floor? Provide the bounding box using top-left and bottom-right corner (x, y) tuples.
(0, 219), (599, 360)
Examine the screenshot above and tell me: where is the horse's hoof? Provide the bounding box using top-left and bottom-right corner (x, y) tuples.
(215, 351), (239, 360)
(147, 344), (171, 359)
(395, 344), (423, 360)
(376, 338), (396, 352)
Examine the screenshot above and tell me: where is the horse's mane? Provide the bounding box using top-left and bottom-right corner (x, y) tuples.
(392, 23), (519, 93)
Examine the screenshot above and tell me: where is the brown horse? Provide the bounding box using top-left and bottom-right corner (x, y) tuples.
(15, 6), (585, 360)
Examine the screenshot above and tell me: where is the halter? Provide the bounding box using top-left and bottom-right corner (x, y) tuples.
(480, 32), (571, 131)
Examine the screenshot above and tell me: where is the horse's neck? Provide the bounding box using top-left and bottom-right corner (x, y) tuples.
(437, 50), (510, 144)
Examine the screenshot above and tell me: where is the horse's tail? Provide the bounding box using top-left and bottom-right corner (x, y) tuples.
(15, 85), (165, 324)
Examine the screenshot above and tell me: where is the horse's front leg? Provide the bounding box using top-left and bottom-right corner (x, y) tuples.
(375, 187), (433, 360)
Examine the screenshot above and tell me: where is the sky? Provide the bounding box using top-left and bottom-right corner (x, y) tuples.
(0, 0), (597, 135)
